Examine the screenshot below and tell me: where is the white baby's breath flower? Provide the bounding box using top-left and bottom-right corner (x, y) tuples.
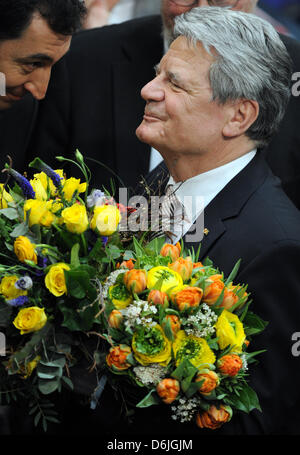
(133, 364), (167, 386)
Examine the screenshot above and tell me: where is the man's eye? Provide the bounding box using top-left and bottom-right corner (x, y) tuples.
(23, 62), (43, 73)
(169, 79), (181, 89)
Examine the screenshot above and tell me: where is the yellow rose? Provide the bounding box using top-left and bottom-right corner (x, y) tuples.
(62, 178), (87, 201)
(90, 205), (121, 236)
(13, 307), (47, 335)
(33, 170), (65, 197)
(45, 263), (71, 297)
(215, 310), (246, 352)
(0, 275), (27, 299)
(14, 236), (37, 264)
(29, 177), (48, 200)
(0, 184), (14, 209)
(61, 203), (88, 234)
(24, 199), (55, 227)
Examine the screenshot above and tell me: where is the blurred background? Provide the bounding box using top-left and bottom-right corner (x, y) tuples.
(82, 0), (300, 40)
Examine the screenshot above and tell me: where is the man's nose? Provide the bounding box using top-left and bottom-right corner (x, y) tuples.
(24, 68), (51, 101)
(141, 77), (165, 103)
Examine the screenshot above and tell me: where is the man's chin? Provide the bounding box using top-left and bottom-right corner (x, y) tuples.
(136, 123), (157, 147)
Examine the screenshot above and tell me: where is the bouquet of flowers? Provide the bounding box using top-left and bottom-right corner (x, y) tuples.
(0, 152), (267, 432)
(97, 238), (268, 431)
(0, 151), (129, 430)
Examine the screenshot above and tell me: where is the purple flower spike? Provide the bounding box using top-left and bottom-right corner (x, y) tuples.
(7, 296), (29, 307)
(7, 168), (35, 199)
(29, 158), (62, 190)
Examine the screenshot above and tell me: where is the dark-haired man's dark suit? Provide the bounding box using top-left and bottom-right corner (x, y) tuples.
(22, 15), (300, 207)
(0, 94), (37, 172)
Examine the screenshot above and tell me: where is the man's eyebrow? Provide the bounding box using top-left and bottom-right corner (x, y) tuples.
(14, 54), (54, 64)
(154, 64), (160, 75)
(167, 70), (184, 85)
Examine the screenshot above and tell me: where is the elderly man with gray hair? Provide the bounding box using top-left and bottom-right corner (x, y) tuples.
(134, 7), (300, 435)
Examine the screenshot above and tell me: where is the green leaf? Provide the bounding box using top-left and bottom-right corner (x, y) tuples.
(224, 259), (241, 285)
(10, 222), (29, 238)
(171, 359), (198, 382)
(70, 243), (80, 268)
(0, 208), (19, 220)
(243, 311), (268, 336)
(38, 378), (60, 395)
(184, 379), (204, 398)
(225, 383), (261, 413)
(62, 376), (74, 390)
(136, 389), (160, 408)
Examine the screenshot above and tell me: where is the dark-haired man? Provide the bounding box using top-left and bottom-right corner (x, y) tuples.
(0, 0), (86, 168)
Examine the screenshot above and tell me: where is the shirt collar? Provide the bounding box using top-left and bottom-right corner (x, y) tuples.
(167, 149), (257, 223)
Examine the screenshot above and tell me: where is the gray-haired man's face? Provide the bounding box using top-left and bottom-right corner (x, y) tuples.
(161, 0), (259, 38)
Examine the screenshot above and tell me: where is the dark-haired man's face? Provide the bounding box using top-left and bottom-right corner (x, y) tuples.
(0, 14), (71, 110)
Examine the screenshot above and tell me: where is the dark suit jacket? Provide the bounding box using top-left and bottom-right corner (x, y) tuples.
(0, 94), (38, 172)
(133, 152), (300, 435)
(24, 15), (300, 206)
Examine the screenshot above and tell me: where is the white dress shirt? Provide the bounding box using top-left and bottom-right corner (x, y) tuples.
(164, 150), (257, 244)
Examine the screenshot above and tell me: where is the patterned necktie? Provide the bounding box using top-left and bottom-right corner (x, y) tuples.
(159, 184), (186, 242)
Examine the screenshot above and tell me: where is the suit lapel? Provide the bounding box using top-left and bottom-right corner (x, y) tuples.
(183, 152), (271, 259)
(112, 16), (164, 189)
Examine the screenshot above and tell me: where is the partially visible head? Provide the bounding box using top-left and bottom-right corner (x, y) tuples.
(0, 0), (86, 110)
(161, 0), (259, 44)
(136, 7), (292, 158)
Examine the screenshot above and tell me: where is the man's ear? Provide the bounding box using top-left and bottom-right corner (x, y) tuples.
(222, 99), (259, 138)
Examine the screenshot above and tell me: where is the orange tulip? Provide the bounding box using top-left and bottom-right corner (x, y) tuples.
(173, 286), (203, 311)
(106, 345), (132, 371)
(148, 289), (169, 307)
(108, 310), (123, 329)
(221, 287), (239, 310)
(193, 262), (204, 270)
(203, 275), (225, 305)
(156, 378), (180, 404)
(168, 257), (193, 281)
(162, 314), (181, 335)
(120, 258), (136, 270)
(123, 269), (147, 294)
(217, 354), (243, 377)
(160, 242), (181, 262)
(196, 405), (232, 430)
(196, 370), (220, 395)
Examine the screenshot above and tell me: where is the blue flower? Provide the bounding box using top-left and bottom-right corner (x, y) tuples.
(101, 236), (108, 247)
(6, 296), (28, 307)
(87, 189), (105, 208)
(15, 276), (33, 290)
(8, 169), (35, 199)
